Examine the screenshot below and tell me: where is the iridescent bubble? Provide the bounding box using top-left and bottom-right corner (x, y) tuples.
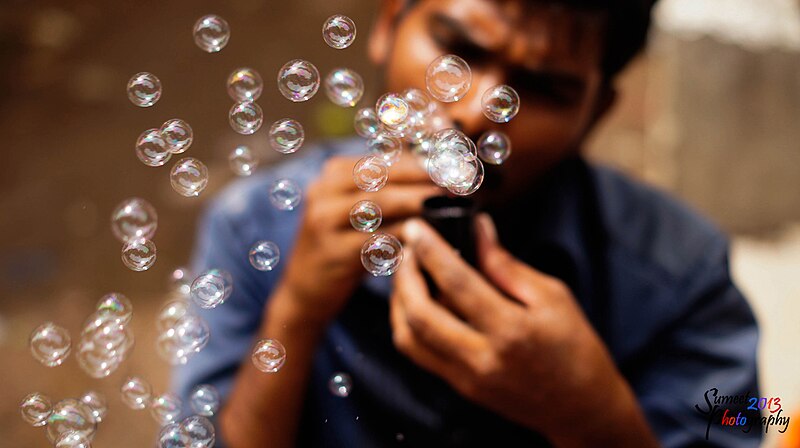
(76, 335), (127, 379)
(169, 267), (193, 297)
(29, 322), (71, 367)
(427, 146), (475, 189)
(447, 158), (484, 196)
(349, 200), (382, 233)
(227, 67), (263, 102)
(268, 119), (304, 154)
(189, 384), (220, 417)
(135, 128), (171, 167)
(324, 68), (364, 107)
(151, 393), (183, 425)
(354, 108), (380, 138)
(353, 156), (389, 192)
(426, 54), (472, 102)
(120, 376), (152, 410)
(434, 128), (477, 161)
(249, 241), (280, 271)
(477, 130), (511, 165)
(111, 197), (157, 243)
(277, 59), (320, 102)
(268, 178), (302, 211)
(360, 233), (403, 276)
(96, 292), (133, 325)
(322, 14), (356, 49)
(79, 391), (107, 424)
(481, 84), (519, 123)
(121, 237), (157, 272)
(157, 300), (189, 333)
(328, 372), (352, 397)
(155, 331), (189, 366)
(20, 393), (52, 427)
(181, 415), (215, 448)
(127, 72), (161, 107)
(170, 157), (208, 197)
(46, 399), (96, 444)
(376, 93), (409, 127)
(229, 145), (258, 176)
(160, 119), (193, 154)
(190, 271), (230, 309)
(368, 132), (402, 166)
(159, 422), (191, 448)
(251, 338), (286, 373)
(174, 314), (210, 354)
(193, 15), (230, 53)
(229, 101), (263, 135)
(55, 431), (91, 448)
(403, 88), (436, 119)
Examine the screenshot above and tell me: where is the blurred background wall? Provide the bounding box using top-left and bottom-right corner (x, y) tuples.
(0, 0), (798, 446)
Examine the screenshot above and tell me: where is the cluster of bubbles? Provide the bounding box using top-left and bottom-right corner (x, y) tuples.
(154, 276), (213, 366)
(77, 293), (136, 378)
(112, 198), (159, 271)
(19, 390), (107, 447)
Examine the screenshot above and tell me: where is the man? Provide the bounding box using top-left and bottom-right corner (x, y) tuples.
(175, 0), (761, 446)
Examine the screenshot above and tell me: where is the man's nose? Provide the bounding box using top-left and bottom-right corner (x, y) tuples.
(445, 68), (503, 138)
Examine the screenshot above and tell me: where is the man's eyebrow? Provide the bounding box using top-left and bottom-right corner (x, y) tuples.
(428, 12), (491, 50)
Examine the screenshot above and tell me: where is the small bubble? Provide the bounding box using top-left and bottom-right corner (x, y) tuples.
(160, 119), (193, 154)
(481, 85), (520, 123)
(20, 393), (52, 427)
(150, 393), (183, 425)
(324, 68), (364, 107)
(251, 338), (286, 373)
(277, 59), (320, 102)
(135, 128), (171, 167)
(170, 157), (208, 197)
(229, 101), (263, 135)
(110, 197), (157, 243)
(426, 54), (472, 102)
(328, 372), (352, 397)
(368, 132), (402, 166)
(190, 384), (220, 417)
(121, 237), (157, 271)
(79, 391), (107, 423)
(349, 200), (382, 233)
(249, 241), (280, 271)
(322, 15), (357, 49)
(120, 376), (152, 410)
(193, 15), (230, 53)
(477, 130), (511, 165)
(29, 322), (71, 367)
(127, 72), (161, 107)
(376, 93), (409, 127)
(361, 233), (403, 276)
(269, 119), (305, 154)
(354, 108), (380, 139)
(268, 178), (302, 211)
(229, 145), (258, 176)
(227, 67), (263, 102)
(353, 156), (389, 192)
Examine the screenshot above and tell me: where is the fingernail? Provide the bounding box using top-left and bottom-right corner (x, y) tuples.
(477, 213), (498, 243)
(403, 219), (424, 245)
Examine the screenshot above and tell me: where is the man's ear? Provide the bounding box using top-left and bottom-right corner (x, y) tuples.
(369, 0), (408, 65)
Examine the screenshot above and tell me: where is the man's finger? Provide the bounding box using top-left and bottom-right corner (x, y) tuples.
(316, 152), (432, 193)
(318, 184), (442, 229)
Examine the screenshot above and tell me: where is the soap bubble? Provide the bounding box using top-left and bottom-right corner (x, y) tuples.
(354, 108), (380, 138)
(403, 88), (436, 118)
(174, 314), (210, 354)
(157, 300), (189, 332)
(169, 267), (193, 297)
(76, 338), (127, 379)
(96, 292), (133, 325)
(120, 376), (152, 410)
(155, 331), (189, 366)
(324, 68), (364, 107)
(170, 157), (208, 197)
(446, 158), (484, 196)
(76, 317), (131, 379)
(229, 101), (263, 135)
(29, 322), (71, 367)
(79, 391), (107, 423)
(277, 59), (320, 102)
(353, 155), (389, 192)
(135, 128), (171, 167)
(328, 372), (352, 397)
(190, 384), (220, 417)
(269, 178), (302, 211)
(20, 393), (52, 427)
(251, 338), (286, 373)
(121, 237), (157, 272)
(111, 197), (157, 243)
(377, 93), (409, 127)
(268, 119), (305, 154)
(193, 15), (230, 53)
(481, 84), (519, 123)
(151, 393), (183, 425)
(428, 143), (483, 194)
(160, 119), (193, 154)
(229, 145), (258, 176)
(249, 241), (280, 271)
(190, 270), (231, 309)
(159, 423), (191, 448)
(426, 54), (472, 102)
(181, 415), (216, 448)
(349, 200), (382, 233)
(322, 14), (356, 49)
(46, 399), (96, 444)
(127, 72), (161, 107)
(368, 132), (402, 166)
(477, 130), (511, 165)
(361, 233), (403, 276)
(55, 431), (91, 448)
(227, 67), (263, 102)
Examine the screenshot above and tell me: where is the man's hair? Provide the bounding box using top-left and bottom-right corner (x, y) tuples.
(406, 0), (657, 81)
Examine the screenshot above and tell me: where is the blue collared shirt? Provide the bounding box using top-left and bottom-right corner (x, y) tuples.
(174, 138), (760, 447)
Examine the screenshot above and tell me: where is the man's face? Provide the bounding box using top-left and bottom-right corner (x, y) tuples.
(376, 0), (609, 204)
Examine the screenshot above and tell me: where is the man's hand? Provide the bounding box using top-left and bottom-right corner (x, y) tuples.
(390, 214), (658, 447)
(277, 154), (440, 326)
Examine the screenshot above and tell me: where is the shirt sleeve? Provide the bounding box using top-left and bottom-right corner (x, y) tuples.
(630, 236), (762, 448)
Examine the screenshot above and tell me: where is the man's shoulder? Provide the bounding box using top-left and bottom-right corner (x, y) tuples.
(588, 163), (729, 282)
(203, 138), (365, 225)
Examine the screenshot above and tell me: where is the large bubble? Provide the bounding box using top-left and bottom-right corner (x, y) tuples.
(426, 54), (472, 102)
(29, 322), (71, 367)
(277, 59), (320, 102)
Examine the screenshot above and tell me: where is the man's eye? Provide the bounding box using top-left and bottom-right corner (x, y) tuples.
(511, 72), (584, 107)
(428, 17), (490, 64)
